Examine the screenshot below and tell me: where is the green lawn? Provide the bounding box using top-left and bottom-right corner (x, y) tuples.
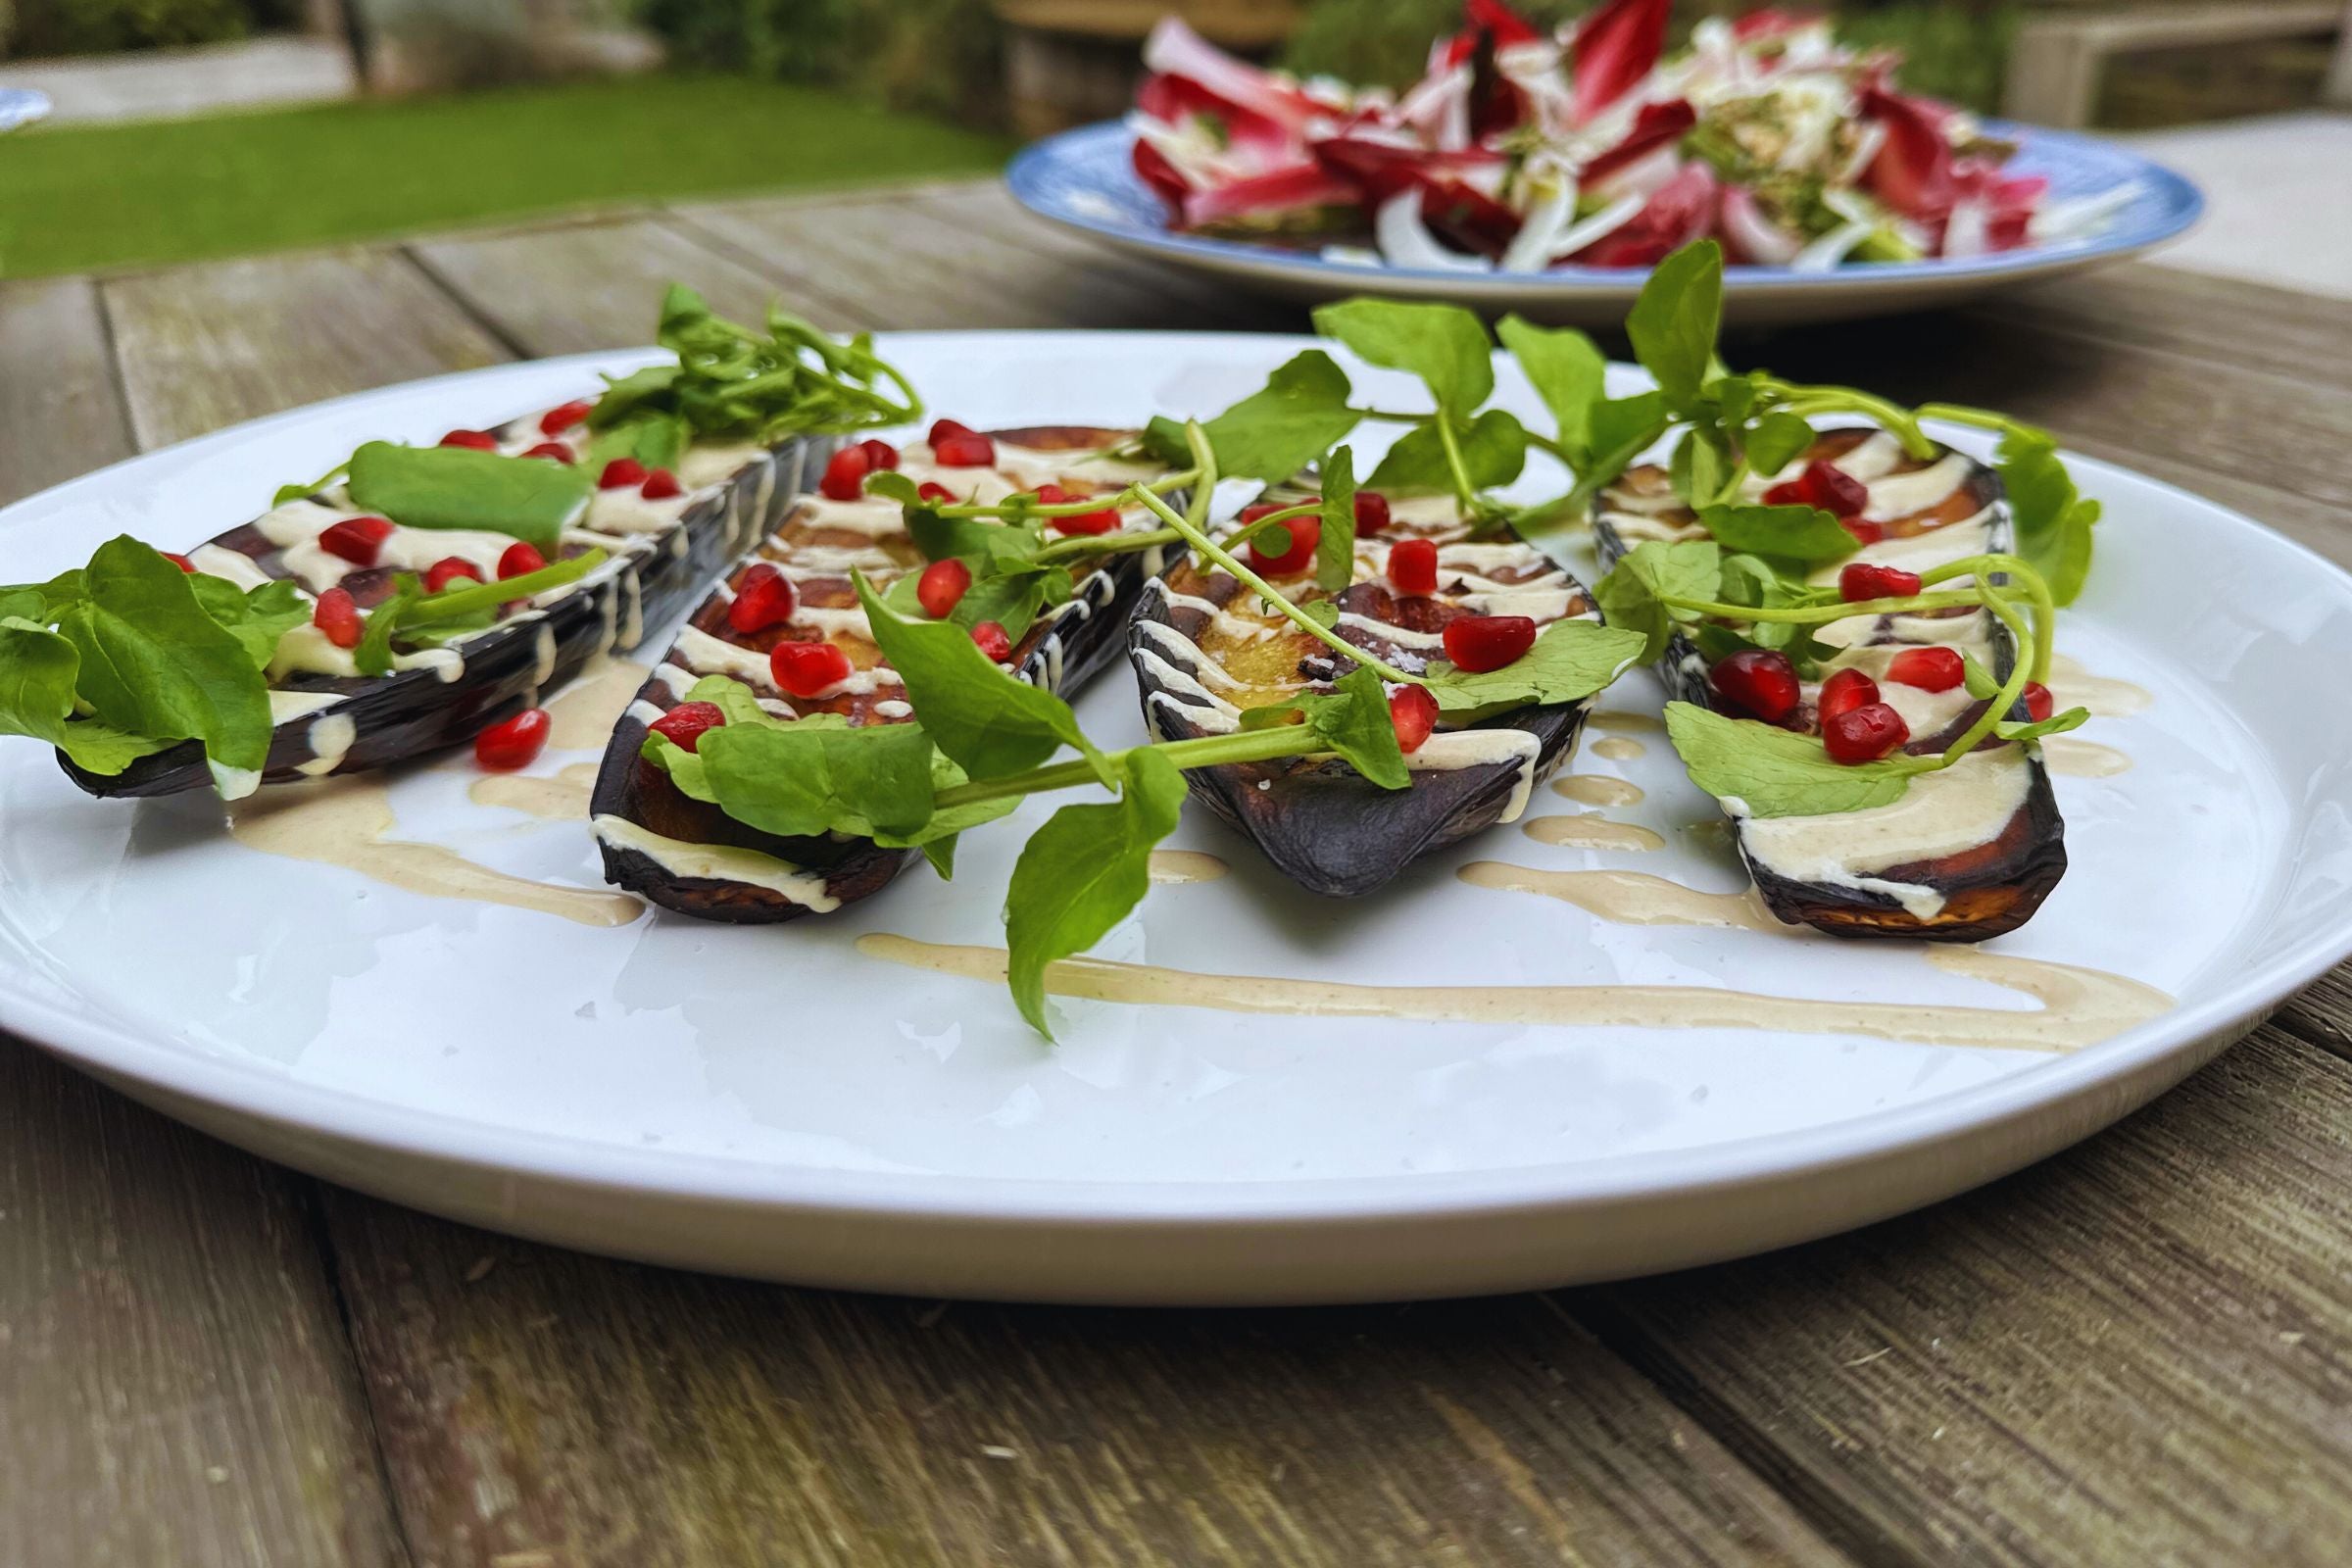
(0, 74), (1014, 279)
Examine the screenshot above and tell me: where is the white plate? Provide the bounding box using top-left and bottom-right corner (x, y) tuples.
(1008, 120), (2204, 325)
(2, 332), (2347, 1305)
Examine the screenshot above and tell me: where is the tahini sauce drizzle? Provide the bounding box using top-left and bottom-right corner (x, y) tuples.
(1522, 814), (1665, 852)
(1149, 851), (1230, 885)
(1554, 774), (1644, 807)
(855, 936), (2172, 1054)
(468, 762), (602, 821)
(545, 657), (652, 749)
(1458, 862), (1785, 929)
(1591, 737), (1646, 761)
(228, 777), (641, 928)
(2042, 737), (2133, 778)
(2046, 653), (2153, 718)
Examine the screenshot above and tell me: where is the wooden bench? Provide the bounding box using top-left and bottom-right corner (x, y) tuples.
(2004, 0), (2352, 126)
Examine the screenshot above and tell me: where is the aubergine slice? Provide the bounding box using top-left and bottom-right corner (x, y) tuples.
(1592, 427), (2067, 940)
(60, 407), (824, 799)
(1131, 489), (1599, 898)
(591, 424), (1181, 922)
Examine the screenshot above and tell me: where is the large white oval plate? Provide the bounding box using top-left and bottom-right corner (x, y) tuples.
(1, 332), (2346, 1305)
(1008, 120), (2203, 326)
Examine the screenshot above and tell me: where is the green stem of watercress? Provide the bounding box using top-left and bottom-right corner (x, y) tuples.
(1757, 379), (1936, 459)
(931, 725), (1330, 810)
(1920, 552), (2054, 683)
(1937, 579), (2039, 768)
(1146, 426), (1419, 688)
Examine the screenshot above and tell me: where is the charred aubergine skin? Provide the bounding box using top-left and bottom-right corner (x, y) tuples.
(1130, 494), (1599, 899)
(60, 416), (826, 799)
(592, 425), (1176, 923)
(1592, 430), (2067, 941)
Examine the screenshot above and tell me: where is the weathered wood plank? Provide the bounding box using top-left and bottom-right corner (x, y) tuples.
(0, 1048), (408, 1567)
(1986, 264), (2352, 396)
(321, 1188), (1848, 1568)
(0, 276), (135, 507)
(411, 213), (865, 357)
(2276, 960), (2352, 1063)
(1573, 1022), (2352, 1566)
(2055, 430), (2352, 566)
(671, 187), (1262, 332)
(1730, 306), (2352, 514)
(104, 248), (508, 449)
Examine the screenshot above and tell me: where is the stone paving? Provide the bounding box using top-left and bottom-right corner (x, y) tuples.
(0, 36), (355, 124)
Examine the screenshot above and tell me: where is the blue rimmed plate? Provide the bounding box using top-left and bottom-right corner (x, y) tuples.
(0, 88), (50, 133)
(1007, 118), (2203, 326)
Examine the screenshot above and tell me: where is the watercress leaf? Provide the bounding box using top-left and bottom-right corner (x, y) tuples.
(54, 536), (273, 788)
(346, 441), (591, 552)
(1367, 409), (1528, 494)
(1595, 540), (1722, 662)
(1425, 618), (1647, 714)
(1996, 424), (2099, 606)
(1716, 552), (1836, 611)
(1960, 654), (2001, 701)
(189, 575), (311, 671)
(1626, 240), (1724, 415)
(873, 749), (1023, 850)
(271, 460), (349, 508)
(684, 674), (780, 728)
(1316, 445), (1357, 594)
(352, 579), (419, 677)
(853, 571), (1108, 784)
(689, 712), (939, 840)
(1995, 707), (2091, 743)
(1698, 503), (1858, 564)
(587, 365), (681, 430)
(0, 617), (171, 774)
(1496, 315), (1607, 465)
(1299, 599), (1341, 629)
(583, 411), (687, 474)
(0, 567), (89, 621)
(1588, 390), (1671, 476)
(1193, 350), (1365, 483)
(1664, 701), (1917, 817)
(917, 837), (959, 878)
(1002, 746), (1188, 1040)
(1310, 298), (1494, 416)
(1744, 412), (1817, 478)
(906, 506), (1040, 569)
(1293, 664), (1407, 787)
(1709, 375), (1755, 426)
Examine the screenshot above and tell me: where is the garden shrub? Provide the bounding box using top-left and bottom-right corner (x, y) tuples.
(5, 0), (253, 56)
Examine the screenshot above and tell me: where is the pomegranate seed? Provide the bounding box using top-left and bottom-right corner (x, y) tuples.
(728, 563), (798, 634)
(1764, 459), (1870, 518)
(928, 417), (978, 447)
(1886, 646), (1965, 692)
(1839, 562), (1922, 602)
(521, 442), (575, 465)
(1817, 666), (1880, 724)
(970, 620), (1013, 662)
(819, 446), (871, 501)
(424, 557), (482, 594)
(640, 468), (682, 501)
(598, 458), (647, 490)
(916, 559), (971, 618)
(1711, 647), (1801, 721)
(1840, 517), (1887, 546)
(2023, 680), (2054, 722)
(769, 640), (852, 698)
(1824, 701), (1910, 764)
(1443, 614), (1538, 673)
(318, 514), (395, 566)
(857, 438), (900, 470)
(474, 708), (551, 771)
(1389, 536), (1440, 596)
(649, 701), (726, 753)
(1353, 491), (1392, 536)
(1242, 505), (1319, 575)
(916, 481), (955, 503)
(1051, 505), (1120, 536)
(1389, 684), (1438, 754)
(497, 541), (546, 580)
(162, 552), (195, 572)
(933, 433), (996, 467)
(539, 399), (593, 436)
(440, 429), (498, 451)
(312, 585), (363, 649)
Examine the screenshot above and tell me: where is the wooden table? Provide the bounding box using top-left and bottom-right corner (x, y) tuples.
(6, 179), (2352, 1567)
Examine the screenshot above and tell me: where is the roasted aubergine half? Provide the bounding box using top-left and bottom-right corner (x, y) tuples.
(9, 287), (913, 801)
(1593, 427), (2070, 939)
(591, 422), (1184, 921)
(1132, 485), (1605, 897)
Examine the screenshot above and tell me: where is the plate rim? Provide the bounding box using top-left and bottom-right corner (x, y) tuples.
(1006, 117), (2205, 295)
(0, 330), (2345, 1235)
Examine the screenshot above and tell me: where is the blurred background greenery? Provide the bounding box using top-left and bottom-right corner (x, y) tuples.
(0, 0), (2341, 278)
